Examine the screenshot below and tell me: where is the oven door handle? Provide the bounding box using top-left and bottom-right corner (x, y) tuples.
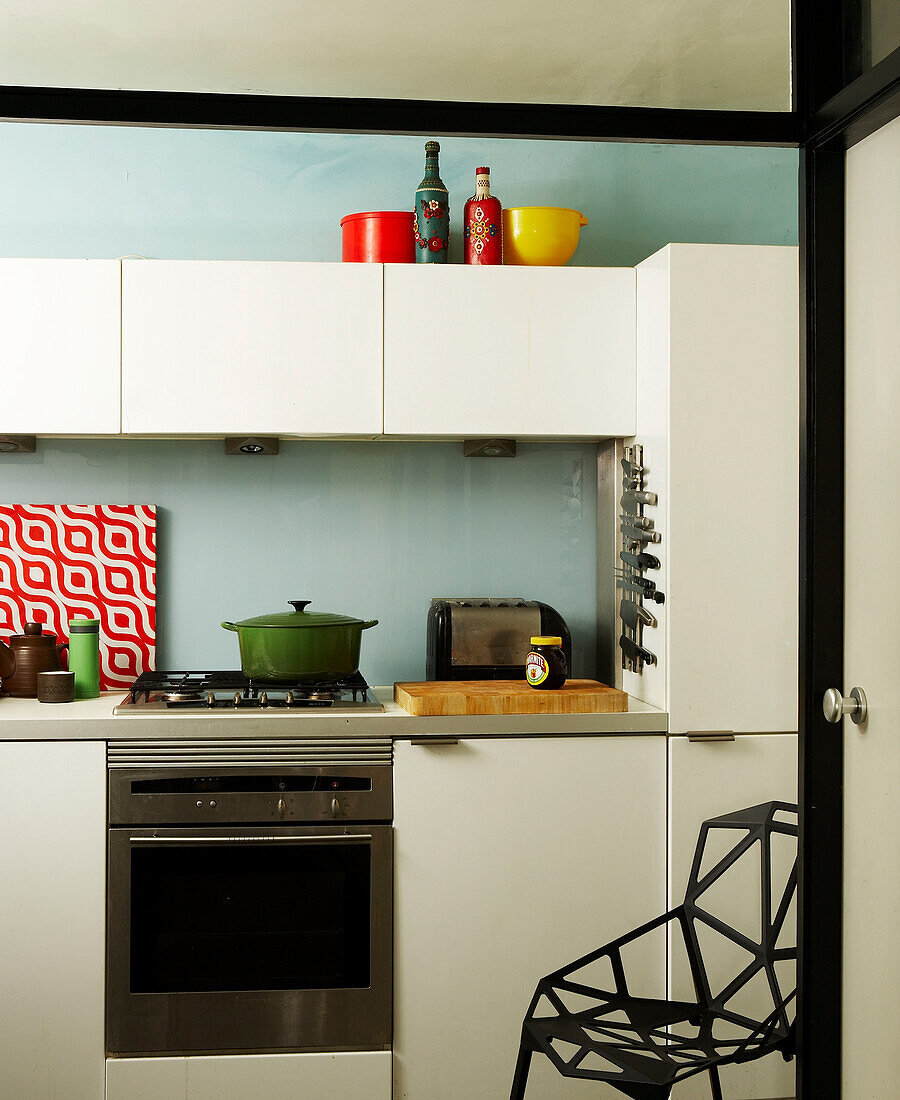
(128, 834), (373, 844)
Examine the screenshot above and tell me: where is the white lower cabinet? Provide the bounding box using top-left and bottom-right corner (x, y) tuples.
(0, 740), (106, 1100)
(106, 1051), (392, 1099)
(668, 734), (798, 1100)
(393, 735), (667, 1100)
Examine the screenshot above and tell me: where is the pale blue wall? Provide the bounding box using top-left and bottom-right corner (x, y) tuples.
(0, 124), (797, 266)
(0, 124), (798, 682)
(0, 441), (596, 682)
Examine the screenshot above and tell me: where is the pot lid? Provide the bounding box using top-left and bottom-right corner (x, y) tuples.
(230, 600), (369, 629)
(9, 622), (58, 645)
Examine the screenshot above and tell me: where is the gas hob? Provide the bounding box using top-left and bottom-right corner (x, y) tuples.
(112, 670), (384, 714)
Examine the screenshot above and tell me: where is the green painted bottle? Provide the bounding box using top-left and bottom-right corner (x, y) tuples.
(68, 617), (100, 699)
(414, 141), (450, 262)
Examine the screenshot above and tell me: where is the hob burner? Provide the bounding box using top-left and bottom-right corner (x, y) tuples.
(114, 669), (383, 713)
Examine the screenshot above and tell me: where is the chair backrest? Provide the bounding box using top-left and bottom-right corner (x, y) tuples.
(682, 801), (798, 1038)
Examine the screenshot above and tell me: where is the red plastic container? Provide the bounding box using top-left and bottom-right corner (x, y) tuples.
(340, 210), (415, 263)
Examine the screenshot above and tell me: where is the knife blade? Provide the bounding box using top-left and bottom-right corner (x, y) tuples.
(619, 634), (657, 666)
(617, 571), (657, 594)
(620, 550), (660, 571)
(620, 598), (657, 629)
(620, 524), (662, 544)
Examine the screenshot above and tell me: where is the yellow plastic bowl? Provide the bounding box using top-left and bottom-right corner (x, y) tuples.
(502, 206), (589, 266)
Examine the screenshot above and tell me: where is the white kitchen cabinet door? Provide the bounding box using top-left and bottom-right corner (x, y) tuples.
(383, 265), (635, 438)
(0, 740), (106, 1100)
(0, 259), (121, 433)
(121, 260), (383, 436)
(625, 244), (799, 735)
(393, 735), (666, 1100)
(106, 1051), (392, 1100)
(668, 733), (798, 1100)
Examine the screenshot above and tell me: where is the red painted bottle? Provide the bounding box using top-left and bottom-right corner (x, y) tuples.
(464, 167), (502, 265)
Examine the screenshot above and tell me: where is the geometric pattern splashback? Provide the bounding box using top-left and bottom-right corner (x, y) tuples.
(0, 505), (156, 689)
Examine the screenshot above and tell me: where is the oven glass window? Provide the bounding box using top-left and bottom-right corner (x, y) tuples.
(130, 841), (371, 993)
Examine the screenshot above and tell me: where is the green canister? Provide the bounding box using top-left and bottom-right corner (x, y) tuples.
(68, 617), (100, 699)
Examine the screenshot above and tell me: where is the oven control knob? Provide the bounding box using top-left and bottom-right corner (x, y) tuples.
(331, 797), (341, 817)
(209, 800), (217, 808)
(277, 798), (287, 817)
(196, 800), (203, 807)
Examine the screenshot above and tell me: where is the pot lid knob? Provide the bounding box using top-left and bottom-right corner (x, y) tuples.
(289, 601), (312, 613)
(24, 622), (43, 636)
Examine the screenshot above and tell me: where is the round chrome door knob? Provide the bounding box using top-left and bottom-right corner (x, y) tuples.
(823, 686), (867, 725)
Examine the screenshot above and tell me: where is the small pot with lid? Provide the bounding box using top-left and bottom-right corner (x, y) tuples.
(0, 623), (69, 698)
(222, 600), (378, 683)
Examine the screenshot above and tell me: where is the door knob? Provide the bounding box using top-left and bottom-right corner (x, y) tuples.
(822, 686), (867, 724)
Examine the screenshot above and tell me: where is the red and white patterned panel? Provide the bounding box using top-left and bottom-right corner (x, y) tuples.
(0, 505), (156, 689)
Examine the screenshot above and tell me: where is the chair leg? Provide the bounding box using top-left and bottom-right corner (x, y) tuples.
(708, 1065), (724, 1100)
(509, 1035), (533, 1100)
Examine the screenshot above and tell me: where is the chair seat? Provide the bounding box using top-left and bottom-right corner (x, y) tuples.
(524, 983), (791, 1089)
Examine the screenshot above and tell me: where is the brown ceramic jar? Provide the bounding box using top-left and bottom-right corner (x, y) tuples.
(0, 623), (68, 698)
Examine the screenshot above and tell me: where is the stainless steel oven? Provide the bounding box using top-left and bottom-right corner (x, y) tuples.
(106, 741), (392, 1056)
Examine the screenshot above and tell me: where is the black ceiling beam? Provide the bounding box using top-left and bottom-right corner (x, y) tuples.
(0, 85), (800, 146)
(806, 45), (900, 149)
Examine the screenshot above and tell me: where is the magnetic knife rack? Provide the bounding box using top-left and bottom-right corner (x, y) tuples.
(618, 443), (663, 674)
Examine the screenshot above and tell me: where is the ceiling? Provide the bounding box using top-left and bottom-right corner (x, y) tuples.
(0, 0), (791, 111)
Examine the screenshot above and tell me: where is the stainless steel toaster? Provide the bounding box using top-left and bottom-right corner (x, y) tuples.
(426, 598), (572, 680)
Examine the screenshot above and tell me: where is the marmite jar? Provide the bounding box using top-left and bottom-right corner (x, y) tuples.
(525, 636), (568, 690)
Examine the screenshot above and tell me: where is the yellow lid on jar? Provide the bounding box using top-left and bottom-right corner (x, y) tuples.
(531, 636), (562, 646)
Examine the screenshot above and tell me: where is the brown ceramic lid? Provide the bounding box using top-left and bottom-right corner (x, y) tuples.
(11, 622), (58, 646)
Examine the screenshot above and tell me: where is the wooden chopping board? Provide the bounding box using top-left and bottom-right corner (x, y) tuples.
(394, 679), (627, 716)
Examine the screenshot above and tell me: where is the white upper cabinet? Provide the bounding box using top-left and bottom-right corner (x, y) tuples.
(0, 259), (121, 434)
(383, 265), (636, 438)
(121, 260), (383, 436)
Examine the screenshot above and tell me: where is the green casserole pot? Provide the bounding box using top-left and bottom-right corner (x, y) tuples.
(222, 599), (378, 683)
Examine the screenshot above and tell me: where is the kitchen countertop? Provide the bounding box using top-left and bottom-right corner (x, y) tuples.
(0, 688), (667, 740)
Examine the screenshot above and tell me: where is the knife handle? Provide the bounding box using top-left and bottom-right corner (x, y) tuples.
(620, 598), (657, 628)
(619, 634), (657, 666)
(620, 525), (662, 544)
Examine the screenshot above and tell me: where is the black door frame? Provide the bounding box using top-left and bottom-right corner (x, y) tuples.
(796, 0), (900, 1083)
(1, 20), (899, 1100)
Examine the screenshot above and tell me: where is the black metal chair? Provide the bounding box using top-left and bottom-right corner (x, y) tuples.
(510, 801), (797, 1100)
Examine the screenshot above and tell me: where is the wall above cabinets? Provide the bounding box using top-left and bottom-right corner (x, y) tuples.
(2, 259), (638, 442)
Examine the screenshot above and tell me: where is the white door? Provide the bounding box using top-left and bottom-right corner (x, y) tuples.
(841, 113), (900, 1094)
(121, 260), (383, 436)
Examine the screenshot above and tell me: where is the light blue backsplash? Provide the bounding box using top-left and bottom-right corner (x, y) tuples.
(0, 124), (797, 266)
(0, 441), (596, 682)
(0, 124), (797, 681)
